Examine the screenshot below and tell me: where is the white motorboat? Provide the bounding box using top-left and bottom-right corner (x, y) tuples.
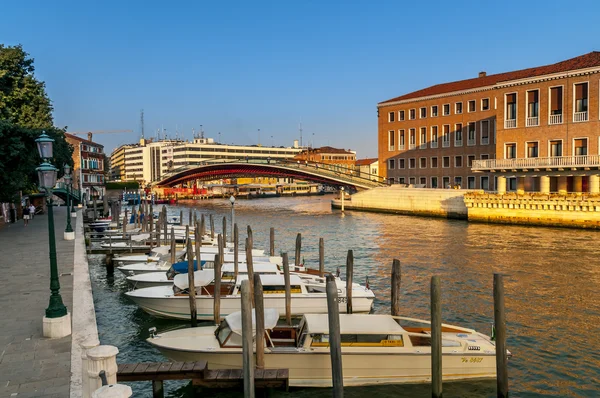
(113, 246), (174, 264)
(148, 311), (500, 387)
(125, 273), (374, 321)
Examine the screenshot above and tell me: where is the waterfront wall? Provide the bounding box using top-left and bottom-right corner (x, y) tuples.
(464, 192), (600, 229)
(331, 186), (470, 219)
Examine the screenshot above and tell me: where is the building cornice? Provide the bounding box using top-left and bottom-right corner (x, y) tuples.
(377, 84), (497, 108)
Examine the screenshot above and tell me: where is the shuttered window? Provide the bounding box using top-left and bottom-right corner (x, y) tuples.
(550, 87), (562, 114)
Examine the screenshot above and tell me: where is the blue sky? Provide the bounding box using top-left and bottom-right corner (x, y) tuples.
(2, 0), (599, 157)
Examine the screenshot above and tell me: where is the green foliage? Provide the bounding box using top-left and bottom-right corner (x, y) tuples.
(0, 44), (53, 128)
(106, 181), (140, 190)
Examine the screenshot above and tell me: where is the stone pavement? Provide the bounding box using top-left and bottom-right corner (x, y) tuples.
(0, 206), (74, 397)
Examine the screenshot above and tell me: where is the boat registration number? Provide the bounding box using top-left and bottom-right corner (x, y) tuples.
(461, 357), (483, 363)
(336, 297), (348, 303)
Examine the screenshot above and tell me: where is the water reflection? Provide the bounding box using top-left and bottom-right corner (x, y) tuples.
(90, 197), (600, 397)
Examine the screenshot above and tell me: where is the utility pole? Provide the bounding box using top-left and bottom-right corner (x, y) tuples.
(299, 122), (303, 147)
(140, 109), (145, 139)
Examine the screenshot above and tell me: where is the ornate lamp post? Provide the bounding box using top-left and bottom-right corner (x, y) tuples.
(70, 174), (76, 217)
(63, 164), (74, 240)
(229, 195), (235, 242)
(35, 131), (71, 338)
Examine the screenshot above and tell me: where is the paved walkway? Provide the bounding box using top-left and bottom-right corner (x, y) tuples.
(0, 206), (74, 397)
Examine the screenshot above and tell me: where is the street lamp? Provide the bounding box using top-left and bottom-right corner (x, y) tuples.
(229, 195), (235, 242)
(340, 187), (345, 212)
(35, 131), (71, 338)
(63, 164), (74, 241)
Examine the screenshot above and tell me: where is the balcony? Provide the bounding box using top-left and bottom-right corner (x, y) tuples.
(504, 119), (516, 129)
(431, 141), (438, 149)
(467, 138), (476, 146)
(526, 116), (539, 127)
(442, 140), (450, 148)
(573, 111), (588, 122)
(409, 143), (416, 150)
(471, 155), (600, 172)
(455, 139), (463, 147)
(389, 145), (395, 151)
(549, 114), (562, 125)
(399, 144), (405, 151)
(419, 143), (427, 149)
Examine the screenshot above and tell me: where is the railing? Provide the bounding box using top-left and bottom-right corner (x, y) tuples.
(442, 140), (450, 148)
(467, 138), (476, 146)
(549, 114), (562, 124)
(389, 145), (395, 151)
(430, 141), (438, 149)
(419, 143), (427, 149)
(481, 137), (489, 145)
(472, 154), (600, 171)
(454, 139), (462, 147)
(399, 144), (405, 150)
(573, 111), (588, 122)
(409, 143), (416, 150)
(526, 116), (539, 127)
(504, 119), (516, 129)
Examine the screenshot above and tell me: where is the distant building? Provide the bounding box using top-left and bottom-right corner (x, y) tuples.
(355, 158), (379, 180)
(65, 133), (106, 199)
(294, 146), (357, 172)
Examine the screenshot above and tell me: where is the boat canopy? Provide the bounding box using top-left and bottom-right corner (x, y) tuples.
(226, 308), (280, 336)
(304, 314), (406, 335)
(235, 274), (303, 286)
(131, 233), (151, 242)
(170, 260), (200, 274)
(221, 262), (279, 274)
(151, 246), (171, 255)
(173, 269), (214, 289)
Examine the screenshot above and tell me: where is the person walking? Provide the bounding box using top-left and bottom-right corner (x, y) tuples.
(22, 206), (30, 227)
(29, 203), (36, 220)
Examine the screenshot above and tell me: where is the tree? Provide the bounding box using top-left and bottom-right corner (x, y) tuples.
(0, 44), (53, 128)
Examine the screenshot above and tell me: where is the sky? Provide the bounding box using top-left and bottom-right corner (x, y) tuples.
(2, 0), (600, 158)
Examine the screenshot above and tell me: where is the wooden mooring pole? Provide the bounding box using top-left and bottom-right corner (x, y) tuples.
(213, 252), (222, 325)
(186, 233), (197, 327)
(346, 250), (353, 314)
(210, 214), (214, 240)
(391, 259), (401, 316)
(494, 273), (509, 398)
(431, 276), (442, 398)
(222, 216), (227, 244)
(319, 237), (325, 277)
(282, 253), (292, 325)
(233, 223), (239, 281)
(245, 237), (254, 306)
(253, 273), (265, 369)
(294, 233), (301, 269)
(240, 280), (255, 398)
(269, 227), (275, 257)
(326, 274), (343, 398)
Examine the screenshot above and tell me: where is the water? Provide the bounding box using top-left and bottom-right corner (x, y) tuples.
(90, 196), (600, 397)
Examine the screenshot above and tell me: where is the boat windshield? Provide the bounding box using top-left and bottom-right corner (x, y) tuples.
(216, 323), (232, 345)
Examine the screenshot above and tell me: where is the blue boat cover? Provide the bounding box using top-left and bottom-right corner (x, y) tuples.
(171, 260), (202, 274)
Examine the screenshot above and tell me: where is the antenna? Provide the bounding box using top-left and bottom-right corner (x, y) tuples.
(192, 128), (195, 139)
(200, 125), (204, 140)
(140, 109), (145, 139)
(299, 122), (303, 147)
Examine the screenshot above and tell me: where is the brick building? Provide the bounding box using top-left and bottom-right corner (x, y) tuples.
(378, 51), (600, 193)
(65, 133), (106, 200)
(294, 146), (356, 172)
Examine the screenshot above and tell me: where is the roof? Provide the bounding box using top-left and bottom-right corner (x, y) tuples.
(299, 146), (354, 155)
(64, 133), (104, 147)
(304, 314), (405, 335)
(355, 158), (378, 166)
(379, 51), (600, 105)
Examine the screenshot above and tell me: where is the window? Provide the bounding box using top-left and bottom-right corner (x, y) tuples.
(431, 176), (438, 188)
(468, 100), (476, 112)
(455, 156), (462, 167)
(481, 98), (490, 111)
(388, 130), (395, 151)
(420, 127), (427, 149)
(481, 120), (490, 144)
(388, 159), (395, 169)
(442, 125), (450, 147)
(574, 83), (588, 122)
(454, 176), (462, 188)
(409, 109), (416, 120)
(409, 177), (416, 185)
(466, 176), (475, 189)
(467, 122), (476, 145)
(455, 123), (463, 146)
(481, 154), (489, 160)
(420, 107), (427, 118)
(399, 110), (405, 121)
(418, 177), (426, 186)
(399, 130), (405, 150)
(574, 138), (588, 156)
(431, 105), (438, 117)
(443, 104), (450, 116)
(455, 102), (463, 114)
(409, 158), (416, 169)
(467, 155), (475, 167)
(481, 176), (489, 190)
(399, 158), (405, 169)
(549, 86), (563, 124)
(431, 126), (438, 148)
(526, 142), (539, 158)
(431, 157), (438, 168)
(409, 129), (416, 149)
(388, 112), (395, 122)
(398, 177), (405, 184)
(442, 156), (450, 168)
(526, 90), (539, 126)
(505, 93), (517, 128)
(420, 157), (427, 168)
(505, 143), (516, 159)
(443, 176), (450, 188)
(549, 140), (562, 157)
(388, 178), (395, 184)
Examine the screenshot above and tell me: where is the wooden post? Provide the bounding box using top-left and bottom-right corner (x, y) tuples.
(391, 259), (401, 316)
(193, 210), (197, 226)
(210, 214), (214, 239)
(155, 213), (160, 247)
(253, 273), (265, 369)
(122, 215), (127, 239)
(132, 206), (136, 228)
(245, 237), (254, 306)
(163, 213), (167, 246)
(431, 276), (442, 398)
(319, 238), (325, 277)
(269, 227), (275, 257)
(345, 249), (353, 314)
(294, 233), (301, 269)
(494, 273), (508, 398)
(187, 236), (197, 327)
(149, 209), (154, 248)
(170, 227), (176, 264)
(326, 274), (344, 398)
(93, 197), (97, 220)
(247, 225), (253, 249)
(105, 254), (114, 275)
(152, 380), (164, 398)
(194, 221), (201, 267)
(213, 253), (222, 325)
(188, 209), (192, 226)
(240, 280), (255, 398)
(178, 210), (182, 226)
(222, 216), (227, 244)
(233, 223), (239, 281)
(282, 253), (292, 325)
(200, 214), (205, 237)
(218, 233), (224, 272)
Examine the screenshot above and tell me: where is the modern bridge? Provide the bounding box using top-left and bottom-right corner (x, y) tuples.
(153, 159), (387, 191)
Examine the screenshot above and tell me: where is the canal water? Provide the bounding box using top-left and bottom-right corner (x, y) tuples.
(90, 196), (600, 397)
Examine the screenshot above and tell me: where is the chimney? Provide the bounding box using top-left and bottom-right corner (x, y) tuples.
(479, 71), (487, 78)
(87, 132), (93, 142)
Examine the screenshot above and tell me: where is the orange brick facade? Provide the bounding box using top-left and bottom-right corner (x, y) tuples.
(378, 52), (600, 193)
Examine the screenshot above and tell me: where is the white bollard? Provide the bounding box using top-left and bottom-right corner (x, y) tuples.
(86, 345), (119, 397)
(81, 339), (100, 398)
(92, 384), (132, 398)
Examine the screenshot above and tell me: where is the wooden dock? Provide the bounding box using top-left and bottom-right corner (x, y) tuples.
(117, 361), (289, 397)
